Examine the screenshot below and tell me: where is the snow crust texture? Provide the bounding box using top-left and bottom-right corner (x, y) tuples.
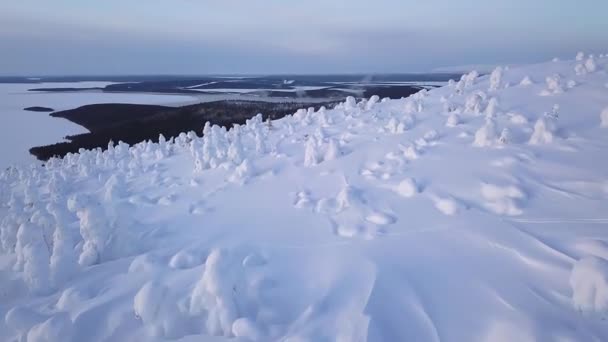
(1, 53), (608, 341)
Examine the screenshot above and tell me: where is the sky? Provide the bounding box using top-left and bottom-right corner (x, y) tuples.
(1, 0), (607, 75)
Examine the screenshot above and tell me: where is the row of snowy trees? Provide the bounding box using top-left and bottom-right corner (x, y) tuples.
(0, 95), (384, 294)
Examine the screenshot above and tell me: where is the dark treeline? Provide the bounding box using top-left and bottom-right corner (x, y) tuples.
(30, 100), (339, 161)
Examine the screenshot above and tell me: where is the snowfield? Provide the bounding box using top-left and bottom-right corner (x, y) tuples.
(1, 54), (608, 341)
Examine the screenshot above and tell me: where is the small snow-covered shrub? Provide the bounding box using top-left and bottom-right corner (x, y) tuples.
(402, 144), (419, 160)
(1, 206), (23, 253)
(529, 117), (555, 145)
(575, 63), (587, 76)
(423, 130), (438, 141)
(67, 192), (135, 266)
(519, 76), (533, 86)
(545, 104), (560, 120)
(344, 96), (357, 110)
(336, 182), (359, 212)
(442, 100), (457, 113)
(585, 56), (597, 73)
(366, 95), (380, 110)
(463, 70), (479, 87)
(540, 74), (563, 96)
(473, 119), (498, 147)
(189, 248), (239, 336)
(15, 222), (51, 294)
(576, 52), (585, 61)
(227, 128), (244, 165)
(315, 107), (331, 126)
(228, 159), (254, 185)
(446, 113), (460, 127)
(498, 128), (511, 145)
(465, 93), (484, 115)
(485, 97), (499, 118)
(47, 202), (78, 286)
(304, 137), (321, 167)
(385, 117), (406, 134)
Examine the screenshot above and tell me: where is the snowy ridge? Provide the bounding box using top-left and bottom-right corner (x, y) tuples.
(1, 53), (608, 341)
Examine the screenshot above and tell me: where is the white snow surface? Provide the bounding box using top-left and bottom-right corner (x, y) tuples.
(1, 56), (608, 341)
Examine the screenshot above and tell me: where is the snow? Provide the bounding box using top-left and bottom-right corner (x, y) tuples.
(0, 83), (199, 168)
(601, 107), (608, 127)
(2, 54), (608, 341)
(394, 178), (418, 198)
(570, 256), (608, 316)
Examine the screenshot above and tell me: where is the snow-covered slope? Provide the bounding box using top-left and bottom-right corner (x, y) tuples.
(1, 53), (608, 342)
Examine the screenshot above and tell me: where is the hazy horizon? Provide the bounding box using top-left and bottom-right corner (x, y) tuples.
(1, 1), (607, 75)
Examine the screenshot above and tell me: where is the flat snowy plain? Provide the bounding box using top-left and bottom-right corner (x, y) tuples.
(1, 54), (608, 341)
(0, 83), (197, 168)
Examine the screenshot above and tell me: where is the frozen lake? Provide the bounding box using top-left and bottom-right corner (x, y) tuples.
(0, 83), (198, 169)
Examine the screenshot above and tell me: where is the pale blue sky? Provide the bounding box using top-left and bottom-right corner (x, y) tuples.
(1, 0), (606, 75)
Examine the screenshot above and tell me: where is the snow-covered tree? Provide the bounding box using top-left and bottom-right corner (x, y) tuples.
(585, 56), (597, 73)
(465, 93), (484, 115)
(498, 128), (511, 144)
(227, 126), (244, 165)
(385, 117), (406, 134)
(228, 159), (254, 185)
(529, 117), (556, 145)
(576, 51), (585, 61)
(15, 221), (51, 294)
(366, 95), (380, 110)
(463, 70), (479, 87)
(304, 137), (321, 167)
(485, 97), (499, 118)
(473, 118), (498, 147)
(344, 96), (357, 110)
(575, 63), (587, 76)
(545, 104), (560, 119)
(336, 178), (358, 212)
(489, 67), (503, 91)
(540, 74), (563, 95)
(254, 127), (266, 155)
(68, 194), (108, 266)
(47, 201), (78, 286)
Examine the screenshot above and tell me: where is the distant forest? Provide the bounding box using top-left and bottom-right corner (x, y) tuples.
(30, 100), (340, 161)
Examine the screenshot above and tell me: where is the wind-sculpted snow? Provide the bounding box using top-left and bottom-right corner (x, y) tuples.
(1, 53), (608, 341)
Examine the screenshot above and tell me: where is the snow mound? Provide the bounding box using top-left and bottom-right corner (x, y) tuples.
(480, 183), (525, 216)
(570, 257), (608, 315)
(394, 178), (418, 198)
